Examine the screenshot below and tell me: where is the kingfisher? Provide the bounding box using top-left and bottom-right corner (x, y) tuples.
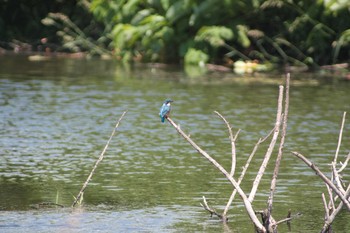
(159, 99), (173, 123)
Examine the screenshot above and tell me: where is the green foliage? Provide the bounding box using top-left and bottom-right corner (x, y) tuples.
(195, 26), (234, 47)
(1, 0), (348, 66)
(333, 29), (350, 63)
(184, 48), (209, 66)
(88, 0), (349, 66)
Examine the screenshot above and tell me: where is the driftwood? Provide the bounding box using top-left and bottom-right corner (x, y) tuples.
(292, 112), (349, 233)
(72, 111), (127, 207)
(165, 74), (291, 233)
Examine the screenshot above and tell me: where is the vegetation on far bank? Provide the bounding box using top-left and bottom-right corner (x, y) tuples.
(1, 0), (349, 70)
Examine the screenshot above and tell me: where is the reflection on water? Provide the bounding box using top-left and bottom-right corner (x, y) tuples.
(0, 55), (349, 232)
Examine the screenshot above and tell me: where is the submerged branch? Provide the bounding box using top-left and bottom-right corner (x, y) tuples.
(72, 111), (127, 207)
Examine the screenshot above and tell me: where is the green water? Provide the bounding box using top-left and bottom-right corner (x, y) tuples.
(0, 55), (349, 232)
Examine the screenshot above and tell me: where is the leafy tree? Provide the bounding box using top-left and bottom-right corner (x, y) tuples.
(89, 0), (349, 66)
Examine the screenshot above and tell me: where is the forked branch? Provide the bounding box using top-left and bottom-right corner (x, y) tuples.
(214, 111), (239, 177)
(166, 116), (266, 232)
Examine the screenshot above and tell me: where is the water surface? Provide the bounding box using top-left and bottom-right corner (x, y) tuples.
(0, 55), (349, 232)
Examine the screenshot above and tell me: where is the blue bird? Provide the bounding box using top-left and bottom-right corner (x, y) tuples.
(159, 99), (173, 123)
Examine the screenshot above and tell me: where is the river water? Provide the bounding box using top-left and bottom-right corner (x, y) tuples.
(0, 55), (349, 232)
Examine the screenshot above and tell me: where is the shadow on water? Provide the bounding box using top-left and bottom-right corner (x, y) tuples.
(0, 55), (349, 232)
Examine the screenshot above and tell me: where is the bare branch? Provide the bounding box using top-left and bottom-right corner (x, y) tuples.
(326, 184), (335, 211)
(249, 85), (284, 203)
(223, 128), (273, 217)
(273, 217), (292, 226)
(261, 126), (276, 143)
(332, 162), (346, 194)
(214, 111), (238, 177)
(166, 117), (266, 232)
(322, 193), (330, 219)
(333, 112), (346, 164)
(267, 73), (290, 219)
(272, 210), (302, 227)
(321, 184), (350, 233)
(233, 129), (241, 142)
(291, 151), (350, 210)
(72, 111), (127, 207)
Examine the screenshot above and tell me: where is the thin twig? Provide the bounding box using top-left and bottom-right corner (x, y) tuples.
(322, 193), (330, 219)
(291, 151), (350, 211)
(338, 152), (350, 173)
(72, 111), (127, 207)
(249, 85), (284, 203)
(273, 217), (292, 226)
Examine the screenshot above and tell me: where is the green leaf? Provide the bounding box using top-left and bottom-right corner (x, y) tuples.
(189, 1), (216, 26)
(122, 0), (142, 17)
(195, 26), (234, 47)
(112, 24), (140, 49)
(166, 0), (191, 24)
(184, 48), (209, 66)
(130, 9), (154, 25)
(236, 25), (250, 48)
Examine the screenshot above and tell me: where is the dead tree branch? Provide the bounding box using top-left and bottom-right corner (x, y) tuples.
(291, 151), (350, 211)
(222, 126), (276, 218)
(248, 85), (284, 203)
(333, 112), (346, 164)
(214, 111), (239, 177)
(165, 75), (293, 232)
(72, 111), (127, 207)
(267, 73), (290, 222)
(166, 116), (266, 232)
(292, 112), (349, 232)
(338, 152), (350, 173)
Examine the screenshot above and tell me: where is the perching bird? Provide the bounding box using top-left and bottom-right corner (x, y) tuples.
(159, 99), (173, 123)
